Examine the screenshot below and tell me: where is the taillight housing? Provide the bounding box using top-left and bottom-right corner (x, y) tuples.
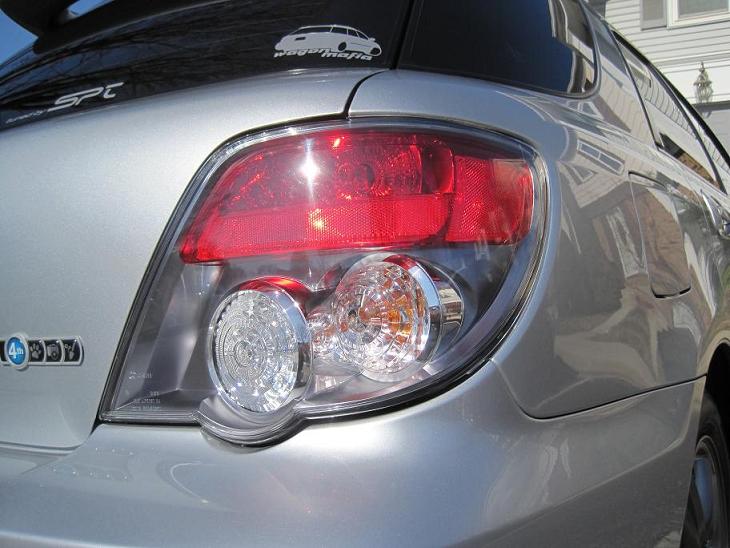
(102, 120), (545, 445)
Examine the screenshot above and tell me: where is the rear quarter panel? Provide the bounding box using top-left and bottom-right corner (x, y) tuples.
(348, 14), (725, 417)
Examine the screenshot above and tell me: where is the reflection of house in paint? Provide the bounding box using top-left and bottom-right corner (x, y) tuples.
(606, 207), (643, 278)
(589, 0), (730, 152)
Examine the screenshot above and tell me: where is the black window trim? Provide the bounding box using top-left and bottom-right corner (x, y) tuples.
(674, 86), (730, 195)
(613, 31), (728, 193)
(611, 31), (660, 146)
(650, 63), (728, 192)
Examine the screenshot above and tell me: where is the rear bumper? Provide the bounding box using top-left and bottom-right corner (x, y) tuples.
(0, 365), (701, 547)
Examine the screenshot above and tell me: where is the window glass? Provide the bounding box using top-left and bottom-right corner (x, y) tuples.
(641, 0), (666, 28)
(0, 0), (410, 132)
(678, 0), (728, 17)
(685, 105), (730, 190)
(619, 42), (719, 187)
(400, 0), (596, 95)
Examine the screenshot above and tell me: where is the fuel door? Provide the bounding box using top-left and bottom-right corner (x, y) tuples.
(629, 173), (691, 297)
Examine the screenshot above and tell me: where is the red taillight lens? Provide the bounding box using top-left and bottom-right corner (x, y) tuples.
(180, 130), (533, 263)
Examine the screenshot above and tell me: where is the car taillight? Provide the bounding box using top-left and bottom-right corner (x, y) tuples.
(179, 131), (533, 262)
(102, 120), (544, 445)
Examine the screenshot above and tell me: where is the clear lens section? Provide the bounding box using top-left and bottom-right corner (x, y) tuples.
(330, 260), (431, 377)
(103, 121), (543, 445)
(310, 255), (446, 382)
(209, 283), (311, 412)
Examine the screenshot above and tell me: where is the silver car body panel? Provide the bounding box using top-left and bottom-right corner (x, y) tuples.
(348, 23), (729, 417)
(0, 68), (379, 448)
(0, 5), (728, 546)
(0, 366), (703, 547)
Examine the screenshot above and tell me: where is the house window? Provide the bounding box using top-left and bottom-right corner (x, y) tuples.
(641, 0), (666, 28)
(678, 0), (727, 17)
(670, 0), (730, 24)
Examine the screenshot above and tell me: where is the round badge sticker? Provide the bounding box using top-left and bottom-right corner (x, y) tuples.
(5, 335), (28, 369)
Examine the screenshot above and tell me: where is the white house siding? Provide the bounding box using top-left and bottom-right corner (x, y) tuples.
(696, 102), (730, 145)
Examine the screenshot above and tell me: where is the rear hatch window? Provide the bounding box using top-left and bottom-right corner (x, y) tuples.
(399, 0), (596, 96)
(0, 0), (409, 131)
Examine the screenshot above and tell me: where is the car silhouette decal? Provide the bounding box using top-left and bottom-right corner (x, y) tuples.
(274, 25), (382, 61)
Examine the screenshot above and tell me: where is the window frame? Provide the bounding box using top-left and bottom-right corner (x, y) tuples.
(668, 0), (730, 27)
(614, 34), (667, 148)
(679, 95), (730, 193)
(650, 58), (730, 193)
(615, 33), (726, 192)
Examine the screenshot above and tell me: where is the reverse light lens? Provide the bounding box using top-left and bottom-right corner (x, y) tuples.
(209, 282), (311, 412)
(103, 120), (544, 445)
(329, 259), (434, 379)
(310, 255), (459, 382)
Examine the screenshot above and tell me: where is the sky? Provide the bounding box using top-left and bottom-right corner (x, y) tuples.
(0, 0), (104, 63)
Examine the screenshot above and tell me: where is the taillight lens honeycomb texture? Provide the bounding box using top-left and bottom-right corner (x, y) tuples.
(180, 131), (533, 262)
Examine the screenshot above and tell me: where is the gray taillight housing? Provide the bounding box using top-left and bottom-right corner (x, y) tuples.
(101, 119), (546, 445)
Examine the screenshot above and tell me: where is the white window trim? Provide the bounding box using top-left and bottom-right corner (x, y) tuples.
(668, 0), (730, 27)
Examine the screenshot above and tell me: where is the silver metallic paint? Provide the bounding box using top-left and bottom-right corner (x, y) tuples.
(0, 6), (726, 545)
(347, 58), (725, 416)
(0, 68), (380, 448)
(0, 366), (703, 547)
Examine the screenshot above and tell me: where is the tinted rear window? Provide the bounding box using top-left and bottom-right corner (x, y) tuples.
(0, 0), (409, 131)
(399, 0), (596, 96)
